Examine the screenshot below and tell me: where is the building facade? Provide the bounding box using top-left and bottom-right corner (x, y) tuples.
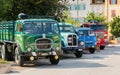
(104, 0), (120, 43)
(68, 0), (105, 23)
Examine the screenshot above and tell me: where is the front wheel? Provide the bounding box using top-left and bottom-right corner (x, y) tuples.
(15, 47), (24, 67)
(49, 55), (59, 65)
(75, 51), (83, 58)
(100, 46), (105, 50)
(89, 48), (95, 54)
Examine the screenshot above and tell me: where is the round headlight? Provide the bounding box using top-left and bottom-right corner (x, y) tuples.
(27, 48), (32, 52)
(56, 47), (60, 51)
(68, 37), (72, 40)
(80, 42), (84, 45)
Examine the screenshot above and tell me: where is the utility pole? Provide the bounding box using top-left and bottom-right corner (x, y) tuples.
(76, 0), (79, 27)
(73, 0), (79, 27)
(107, 0), (109, 22)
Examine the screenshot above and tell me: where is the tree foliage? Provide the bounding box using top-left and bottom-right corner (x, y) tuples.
(109, 16), (120, 37)
(86, 12), (106, 22)
(62, 11), (80, 27)
(0, 0), (68, 21)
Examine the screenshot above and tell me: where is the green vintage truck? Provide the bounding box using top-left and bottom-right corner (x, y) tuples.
(0, 14), (62, 66)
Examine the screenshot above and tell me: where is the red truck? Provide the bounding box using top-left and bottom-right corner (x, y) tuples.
(81, 20), (108, 50)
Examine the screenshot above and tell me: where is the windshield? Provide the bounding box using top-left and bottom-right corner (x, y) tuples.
(22, 22), (59, 34)
(59, 25), (75, 33)
(90, 25), (106, 31)
(78, 30), (95, 36)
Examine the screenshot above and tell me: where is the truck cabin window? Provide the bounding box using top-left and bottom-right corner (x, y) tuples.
(90, 25), (106, 31)
(59, 25), (74, 33)
(78, 30), (95, 36)
(23, 22), (59, 34)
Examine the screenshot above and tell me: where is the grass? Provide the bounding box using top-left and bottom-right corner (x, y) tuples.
(0, 59), (9, 64)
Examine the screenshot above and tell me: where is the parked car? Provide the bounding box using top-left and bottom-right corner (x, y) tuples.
(75, 27), (97, 53)
(58, 22), (84, 58)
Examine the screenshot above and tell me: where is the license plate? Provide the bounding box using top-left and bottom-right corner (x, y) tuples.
(78, 49), (83, 51)
(41, 53), (48, 56)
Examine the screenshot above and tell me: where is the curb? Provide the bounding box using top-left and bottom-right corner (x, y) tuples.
(106, 44), (120, 48)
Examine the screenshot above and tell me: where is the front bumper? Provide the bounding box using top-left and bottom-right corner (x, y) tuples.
(62, 46), (83, 51)
(21, 51), (57, 57)
(84, 46), (96, 49)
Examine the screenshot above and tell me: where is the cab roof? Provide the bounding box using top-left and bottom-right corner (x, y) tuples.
(58, 22), (73, 26)
(16, 19), (57, 22)
(75, 27), (92, 31)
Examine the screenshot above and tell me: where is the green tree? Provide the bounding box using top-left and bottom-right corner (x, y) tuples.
(109, 16), (120, 37)
(62, 11), (80, 27)
(0, 0), (68, 21)
(0, 0), (13, 20)
(86, 12), (106, 22)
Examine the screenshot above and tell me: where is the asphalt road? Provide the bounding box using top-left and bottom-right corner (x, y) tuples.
(2, 45), (120, 75)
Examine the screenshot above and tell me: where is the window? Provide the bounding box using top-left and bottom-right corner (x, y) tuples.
(69, 4), (76, 10)
(109, 0), (117, 4)
(59, 25), (75, 33)
(81, 4), (86, 10)
(111, 10), (116, 17)
(69, 4), (86, 10)
(110, 36), (115, 40)
(91, 0), (105, 4)
(17, 24), (22, 32)
(22, 22), (59, 34)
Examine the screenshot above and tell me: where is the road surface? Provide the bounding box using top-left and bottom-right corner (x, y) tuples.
(2, 45), (120, 75)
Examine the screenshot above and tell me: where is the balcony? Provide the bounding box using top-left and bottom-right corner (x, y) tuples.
(91, 0), (105, 5)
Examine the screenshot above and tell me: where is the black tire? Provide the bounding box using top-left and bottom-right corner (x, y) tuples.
(6, 44), (14, 61)
(89, 48), (95, 54)
(75, 51), (83, 58)
(1, 45), (8, 60)
(100, 46), (105, 50)
(49, 55), (59, 65)
(15, 47), (24, 67)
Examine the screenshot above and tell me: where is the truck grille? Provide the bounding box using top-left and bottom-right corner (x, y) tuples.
(85, 42), (93, 45)
(35, 38), (52, 50)
(67, 35), (77, 46)
(96, 32), (104, 38)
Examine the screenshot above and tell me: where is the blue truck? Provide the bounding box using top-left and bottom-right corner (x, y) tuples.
(75, 28), (96, 53)
(58, 22), (84, 58)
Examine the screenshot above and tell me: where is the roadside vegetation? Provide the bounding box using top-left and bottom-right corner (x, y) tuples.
(0, 59), (9, 64)
(109, 16), (120, 37)
(0, 0), (68, 21)
(86, 12), (106, 23)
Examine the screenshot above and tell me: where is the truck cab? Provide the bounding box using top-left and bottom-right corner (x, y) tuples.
(58, 22), (83, 58)
(75, 28), (96, 53)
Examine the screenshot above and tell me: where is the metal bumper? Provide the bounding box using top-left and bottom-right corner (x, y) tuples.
(62, 46), (83, 51)
(21, 51), (57, 57)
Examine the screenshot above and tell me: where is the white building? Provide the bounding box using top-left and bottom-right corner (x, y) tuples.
(68, 0), (105, 23)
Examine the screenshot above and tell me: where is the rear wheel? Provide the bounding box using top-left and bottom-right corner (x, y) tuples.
(89, 48), (95, 54)
(1, 45), (8, 60)
(49, 55), (59, 65)
(15, 47), (24, 67)
(75, 51), (83, 58)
